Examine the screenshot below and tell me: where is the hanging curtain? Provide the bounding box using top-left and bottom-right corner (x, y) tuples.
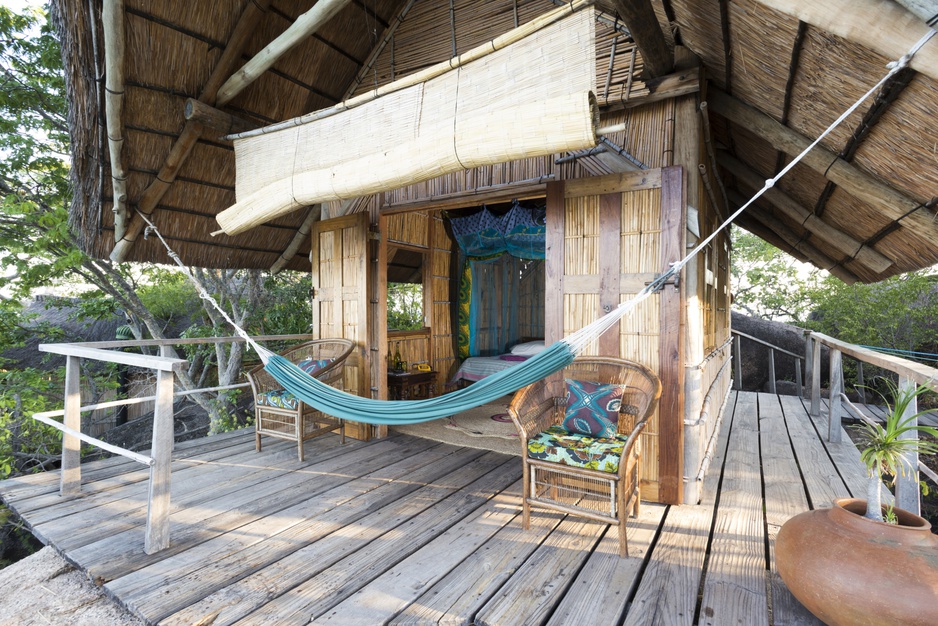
(449, 203), (546, 359)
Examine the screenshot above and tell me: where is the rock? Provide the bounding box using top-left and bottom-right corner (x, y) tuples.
(733, 311), (828, 392)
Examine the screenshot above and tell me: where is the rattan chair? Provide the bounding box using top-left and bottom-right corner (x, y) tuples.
(247, 339), (354, 461)
(508, 356), (662, 557)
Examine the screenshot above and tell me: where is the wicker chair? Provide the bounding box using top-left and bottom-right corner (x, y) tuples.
(508, 356), (662, 557)
(246, 339), (354, 461)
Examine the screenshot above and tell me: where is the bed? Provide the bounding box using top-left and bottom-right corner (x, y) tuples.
(450, 340), (545, 385)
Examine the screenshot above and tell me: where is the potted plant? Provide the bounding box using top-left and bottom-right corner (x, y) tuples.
(776, 380), (938, 626)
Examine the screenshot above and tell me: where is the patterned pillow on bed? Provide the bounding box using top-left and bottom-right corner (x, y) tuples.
(561, 379), (626, 438)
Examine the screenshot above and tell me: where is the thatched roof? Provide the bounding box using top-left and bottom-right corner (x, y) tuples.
(53, 0), (938, 282)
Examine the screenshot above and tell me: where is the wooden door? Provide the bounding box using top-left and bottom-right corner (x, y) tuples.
(311, 212), (371, 440)
(545, 168), (685, 504)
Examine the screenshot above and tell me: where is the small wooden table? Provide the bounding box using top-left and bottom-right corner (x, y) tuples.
(388, 370), (436, 400)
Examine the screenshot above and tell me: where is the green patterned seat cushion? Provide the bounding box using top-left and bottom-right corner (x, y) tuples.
(257, 389), (299, 410)
(527, 425), (628, 474)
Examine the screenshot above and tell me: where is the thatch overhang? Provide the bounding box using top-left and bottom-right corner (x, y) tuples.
(53, 0), (938, 282)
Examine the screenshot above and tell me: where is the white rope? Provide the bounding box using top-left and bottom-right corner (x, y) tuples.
(130, 29), (936, 365)
(563, 28), (937, 353)
(135, 212), (273, 363)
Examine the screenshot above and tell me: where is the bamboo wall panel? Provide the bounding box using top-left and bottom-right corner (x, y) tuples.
(518, 261), (545, 340)
(430, 213), (457, 384)
(387, 211), (430, 247)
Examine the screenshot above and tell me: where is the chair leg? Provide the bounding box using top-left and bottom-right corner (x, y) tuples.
(256, 431), (262, 452)
(521, 461), (531, 530)
(339, 419), (345, 444)
(255, 409), (262, 452)
(296, 410), (304, 462)
(619, 520), (629, 558)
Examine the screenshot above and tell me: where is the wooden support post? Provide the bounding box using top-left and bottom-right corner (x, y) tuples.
(145, 361), (175, 554)
(829, 349), (843, 443)
(804, 335), (814, 400)
(184, 98), (255, 136)
(733, 334), (742, 390)
(856, 361), (866, 404)
(768, 348), (777, 394)
(895, 375), (920, 515)
(60, 356), (82, 496)
(794, 357), (803, 393)
(811, 337), (821, 417)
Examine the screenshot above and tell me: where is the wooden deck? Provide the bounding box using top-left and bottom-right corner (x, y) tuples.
(0, 391), (886, 625)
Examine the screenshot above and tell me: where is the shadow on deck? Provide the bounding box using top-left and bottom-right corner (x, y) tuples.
(0, 391), (877, 625)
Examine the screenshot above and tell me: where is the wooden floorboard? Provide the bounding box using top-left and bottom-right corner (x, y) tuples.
(1, 394), (884, 626)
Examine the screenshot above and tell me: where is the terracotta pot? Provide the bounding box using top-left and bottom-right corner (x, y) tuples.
(776, 498), (938, 626)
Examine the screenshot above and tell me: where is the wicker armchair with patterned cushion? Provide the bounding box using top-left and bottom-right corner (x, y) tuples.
(247, 339), (354, 461)
(508, 356), (661, 557)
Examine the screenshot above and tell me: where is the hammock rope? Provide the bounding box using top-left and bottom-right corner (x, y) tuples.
(136, 27), (935, 425)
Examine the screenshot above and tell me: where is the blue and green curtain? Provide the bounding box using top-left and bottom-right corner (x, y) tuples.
(448, 202), (546, 359)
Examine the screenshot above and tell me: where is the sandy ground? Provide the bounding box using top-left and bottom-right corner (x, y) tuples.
(0, 547), (143, 626)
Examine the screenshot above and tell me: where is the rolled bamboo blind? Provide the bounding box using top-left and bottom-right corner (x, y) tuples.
(217, 10), (597, 235)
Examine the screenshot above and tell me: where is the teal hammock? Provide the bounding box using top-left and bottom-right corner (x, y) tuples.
(133, 26), (932, 426)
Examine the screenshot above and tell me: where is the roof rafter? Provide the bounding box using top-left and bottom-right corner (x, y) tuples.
(708, 87), (938, 255)
(610, 0), (673, 78)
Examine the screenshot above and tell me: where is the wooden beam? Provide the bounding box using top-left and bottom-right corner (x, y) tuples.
(270, 205), (321, 274)
(216, 0), (353, 107)
(601, 67), (699, 113)
(718, 152), (894, 273)
(184, 99), (256, 137)
(110, 0), (273, 263)
(708, 87), (938, 253)
(728, 190), (860, 284)
(895, 1), (938, 26)
(103, 0), (128, 241)
(610, 0), (673, 78)
(751, 0), (938, 82)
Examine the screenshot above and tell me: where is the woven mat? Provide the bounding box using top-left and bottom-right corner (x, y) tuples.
(391, 402), (521, 456)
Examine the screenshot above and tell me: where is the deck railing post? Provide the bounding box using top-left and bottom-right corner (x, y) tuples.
(894, 375), (920, 515)
(145, 364), (175, 554)
(804, 334), (814, 401)
(60, 355), (82, 496)
(829, 349), (843, 443)
(767, 348), (776, 394)
(856, 361), (866, 404)
(810, 336), (821, 417)
(794, 357), (803, 393)
(733, 334), (742, 390)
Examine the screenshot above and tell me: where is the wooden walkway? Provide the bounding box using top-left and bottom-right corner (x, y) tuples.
(0, 391), (883, 625)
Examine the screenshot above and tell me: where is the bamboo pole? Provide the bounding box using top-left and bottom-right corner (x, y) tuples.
(110, 0), (273, 263)
(270, 205), (321, 274)
(216, 0), (353, 106)
(102, 0), (128, 241)
(226, 0), (597, 141)
(751, 0), (938, 82)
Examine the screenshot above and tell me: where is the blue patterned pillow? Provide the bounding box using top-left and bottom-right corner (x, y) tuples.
(297, 358), (333, 376)
(562, 379), (626, 438)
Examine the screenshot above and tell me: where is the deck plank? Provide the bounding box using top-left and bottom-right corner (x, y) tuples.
(112, 441), (472, 619)
(622, 391), (738, 626)
(389, 504), (567, 626)
(312, 481), (524, 625)
(228, 452), (520, 626)
(472, 515), (606, 626)
(758, 393), (823, 626)
(545, 503), (667, 626)
(70, 435), (425, 582)
(698, 391), (768, 626)
(161, 451), (517, 626)
(779, 396), (848, 509)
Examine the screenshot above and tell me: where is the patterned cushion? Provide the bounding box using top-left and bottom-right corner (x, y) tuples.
(257, 389), (299, 410)
(527, 426), (628, 473)
(562, 379), (627, 438)
(297, 358), (333, 376)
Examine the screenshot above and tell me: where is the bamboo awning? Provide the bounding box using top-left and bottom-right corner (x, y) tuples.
(215, 6), (598, 236)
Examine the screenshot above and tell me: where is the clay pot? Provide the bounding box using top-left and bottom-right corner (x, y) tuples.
(776, 498), (938, 626)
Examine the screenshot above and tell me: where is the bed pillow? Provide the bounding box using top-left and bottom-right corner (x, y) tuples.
(509, 340), (545, 356)
(297, 358), (333, 376)
(561, 379), (626, 438)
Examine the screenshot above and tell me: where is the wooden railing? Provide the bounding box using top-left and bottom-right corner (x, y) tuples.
(806, 331), (938, 515)
(731, 329), (803, 393)
(35, 334), (314, 554)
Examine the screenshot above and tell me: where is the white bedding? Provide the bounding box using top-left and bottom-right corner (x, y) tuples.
(451, 356), (525, 383)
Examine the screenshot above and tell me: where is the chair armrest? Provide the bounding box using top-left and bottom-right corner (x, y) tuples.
(508, 377), (565, 441)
